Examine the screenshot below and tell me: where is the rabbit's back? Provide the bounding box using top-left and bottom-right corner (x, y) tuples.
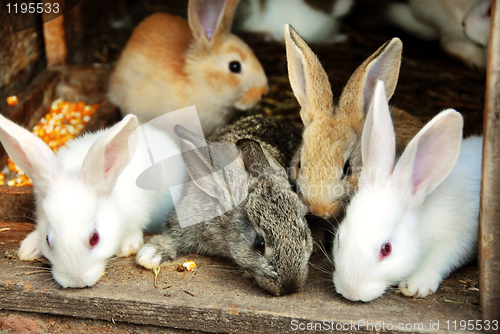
(108, 14), (191, 116)
(125, 13), (192, 76)
(209, 115), (302, 167)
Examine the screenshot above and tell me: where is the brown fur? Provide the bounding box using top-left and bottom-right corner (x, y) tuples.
(125, 13), (192, 82)
(204, 69), (242, 90)
(240, 86), (267, 105)
(226, 44), (248, 61)
(108, 0), (268, 136)
(285, 25), (423, 220)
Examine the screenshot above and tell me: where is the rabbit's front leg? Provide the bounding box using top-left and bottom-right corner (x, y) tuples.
(117, 229), (144, 257)
(398, 254), (447, 298)
(18, 229), (42, 261)
(135, 234), (178, 269)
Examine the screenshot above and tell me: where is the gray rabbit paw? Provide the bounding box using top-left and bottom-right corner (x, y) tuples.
(135, 235), (177, 269)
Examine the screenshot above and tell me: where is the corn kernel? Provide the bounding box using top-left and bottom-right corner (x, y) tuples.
(5, 98), (98, 186)
(7, 158), (23, 174)
(6, 95), (18, 106)
(182, 261), (196, 272)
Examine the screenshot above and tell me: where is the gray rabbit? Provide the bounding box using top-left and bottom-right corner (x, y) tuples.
(136, 115), (313, 295)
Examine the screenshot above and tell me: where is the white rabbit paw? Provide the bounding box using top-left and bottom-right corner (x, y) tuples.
(398, 277), (440, 298)
(117, 233), (144, 257)
(18, 230), (42, 261)
(135, 235), (177, 269)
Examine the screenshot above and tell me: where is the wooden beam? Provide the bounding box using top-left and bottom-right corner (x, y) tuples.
(479, 0), (500, 326)
(42, 1), (67, 66)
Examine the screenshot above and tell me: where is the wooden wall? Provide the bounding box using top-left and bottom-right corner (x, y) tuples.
(0, 0), (46, 110)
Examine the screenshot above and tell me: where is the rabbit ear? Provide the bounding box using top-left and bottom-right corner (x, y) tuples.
(392, 109), (464, 208)
(81, 115), (139, 194)
(0, 115), (62, 190)
(174, 124), (227, 199)
(359, 80), (396, 188)
(284, 24), (333, 126)
(338, 38), (402, 122)
(188, 0), (239, 46)
(236, 139), (271, 178)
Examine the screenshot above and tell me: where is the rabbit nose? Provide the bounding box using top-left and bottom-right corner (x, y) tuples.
(240, 86), (268, 106)
(279, 279), (302, 295)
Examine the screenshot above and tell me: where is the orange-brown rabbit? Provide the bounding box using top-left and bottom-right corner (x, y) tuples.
(108, 0), (268, 136)
(285, 25), (422, 221)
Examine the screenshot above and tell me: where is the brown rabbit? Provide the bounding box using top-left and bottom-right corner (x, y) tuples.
(285, 25), (422, 220)
(108, 0), (269, 136)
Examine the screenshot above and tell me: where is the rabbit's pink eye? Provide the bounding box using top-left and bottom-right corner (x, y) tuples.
(89, 229), (99, 248)
(380, 242), (391, 260)
(229, 61), (241, 73)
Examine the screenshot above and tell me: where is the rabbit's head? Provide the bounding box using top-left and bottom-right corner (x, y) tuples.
(0, 115), (140, 288)
(332, 81), (463, 301)
(185, 0), (268, 111)
(175, 125), (313, 295)
(285, 25), (402, 219)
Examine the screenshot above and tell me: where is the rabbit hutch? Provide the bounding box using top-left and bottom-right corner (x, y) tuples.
(0, 0), (499, 332)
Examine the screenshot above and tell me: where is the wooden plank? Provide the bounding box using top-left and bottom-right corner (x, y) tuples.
(479, 0), (500, 327)
(0, 222), (482, 333)
(64, 0), (128, 65)
(42, 1), (68, 66)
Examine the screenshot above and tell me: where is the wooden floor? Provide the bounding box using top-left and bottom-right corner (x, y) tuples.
(0, 221), (482, 333)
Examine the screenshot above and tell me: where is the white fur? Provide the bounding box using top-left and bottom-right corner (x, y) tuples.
(332, 81), (482, 301)
(0, 115), (185, 288)
(386, 0), (489, 69)
(235, 0), (355, 43)
(463, 0), (491, 46)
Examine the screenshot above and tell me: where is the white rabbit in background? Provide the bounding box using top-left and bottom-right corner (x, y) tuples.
(386, 0), (491, 69)
(234, 0), (355, 43)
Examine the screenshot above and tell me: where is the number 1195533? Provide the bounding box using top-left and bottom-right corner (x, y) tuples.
(6, 2), (60, 14)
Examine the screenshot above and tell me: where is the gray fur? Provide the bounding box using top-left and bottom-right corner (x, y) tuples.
(140, 115), (313, 295)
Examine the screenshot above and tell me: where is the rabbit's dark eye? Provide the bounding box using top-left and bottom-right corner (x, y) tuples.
(89, 229), (100, 248)
(254, 234), (265, 255)
(380, 242), (392, 260)
(229, 61), (241, 73)
(46, 235), (50, 248)
(341, 159), (351, 179)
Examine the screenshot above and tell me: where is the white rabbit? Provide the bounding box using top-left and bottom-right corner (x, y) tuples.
(0, 114), (185, 288)
(463, 0), (491, 47)
(332, 80), (482, 302)
(234, 0), (355, 43)
(386, 0), (489, 69)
